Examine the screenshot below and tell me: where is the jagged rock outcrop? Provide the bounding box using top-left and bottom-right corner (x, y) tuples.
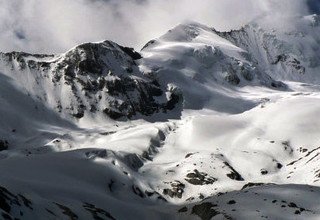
(0, 41), (182, 120)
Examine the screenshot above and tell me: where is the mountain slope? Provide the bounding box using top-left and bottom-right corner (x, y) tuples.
(218, 14), (320, 83)
(0, 41), (181, 123)
(140, 22), (285, 113)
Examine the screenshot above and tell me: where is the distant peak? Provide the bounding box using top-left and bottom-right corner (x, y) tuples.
(176, 20), (211, 29)
(155, 21), (216, 44)
(170, 21), (215, 34)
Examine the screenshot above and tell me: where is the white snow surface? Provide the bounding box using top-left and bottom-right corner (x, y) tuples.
(0, 16), (320, 220)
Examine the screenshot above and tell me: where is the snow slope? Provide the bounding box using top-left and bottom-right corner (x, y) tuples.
(140, 22), (285, 113)
(0, 15), (320, 220)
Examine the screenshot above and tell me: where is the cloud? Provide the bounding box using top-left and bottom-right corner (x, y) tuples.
(0, 0), (314, 54)
(0, 0), (140, 53)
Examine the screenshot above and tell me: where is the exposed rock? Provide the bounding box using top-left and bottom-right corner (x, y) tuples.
(224, 72), (241, 85)
(241, 182), (265, 190)
(1, 41), (182, 121)
(260, 169), (268, 175)
(178, 206), (188, 213)
(83, 203), (116, 220)
(191, 202), (219, 220)
(0, 140), (9, 151)
(227, 200), (236, 205)
(0, 186), (34, 218)
(132, 185), (145, 198)
(118, 46), (142, 60)
(54, 203), (78, 220)
(163, 181), (185, 199)
(185, 169), (217, 185)
(224, 162), (244, 181)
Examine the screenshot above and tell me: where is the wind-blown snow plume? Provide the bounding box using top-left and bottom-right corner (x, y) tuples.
(0, 0), (315, 53)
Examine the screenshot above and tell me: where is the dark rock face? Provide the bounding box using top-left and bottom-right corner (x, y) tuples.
(0, 140), (9, 151)
(272, 54), (306, 75)
(0, 185), (119, 220)
(191, 202), (219, 220)
(163, 181), (185, 198)
(224, 162), (244, 181)
(0, 186), (34, 219)
(1, 41), (182, 120)
(118, 46), (142, 60)
(241, 182), (265, 190)
(224, 72), (241, 85)
(54, 203), (78, 220)
(52, 41), (172, 119)
(132, 185), (145, 198)
(0, 52), (54, 71)
(227, 200), (236, 205)
(0, 186), (15, 213)
(178, 206), (188, 213)
(141, 40), (157, 51)
(185, 169), (217, 185)
(83, 203), (116, 220)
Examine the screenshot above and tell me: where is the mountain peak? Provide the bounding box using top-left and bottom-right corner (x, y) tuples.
(157, 21), (216, 43)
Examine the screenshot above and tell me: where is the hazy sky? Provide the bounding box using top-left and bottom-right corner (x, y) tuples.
(0, 0), (317, 53)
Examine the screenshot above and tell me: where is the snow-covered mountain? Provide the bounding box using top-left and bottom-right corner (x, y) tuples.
(218, 14), (320, 83)
(1, 14), (320, 220)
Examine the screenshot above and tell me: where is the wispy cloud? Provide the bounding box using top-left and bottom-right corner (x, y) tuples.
(0, 0), (314, 53)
